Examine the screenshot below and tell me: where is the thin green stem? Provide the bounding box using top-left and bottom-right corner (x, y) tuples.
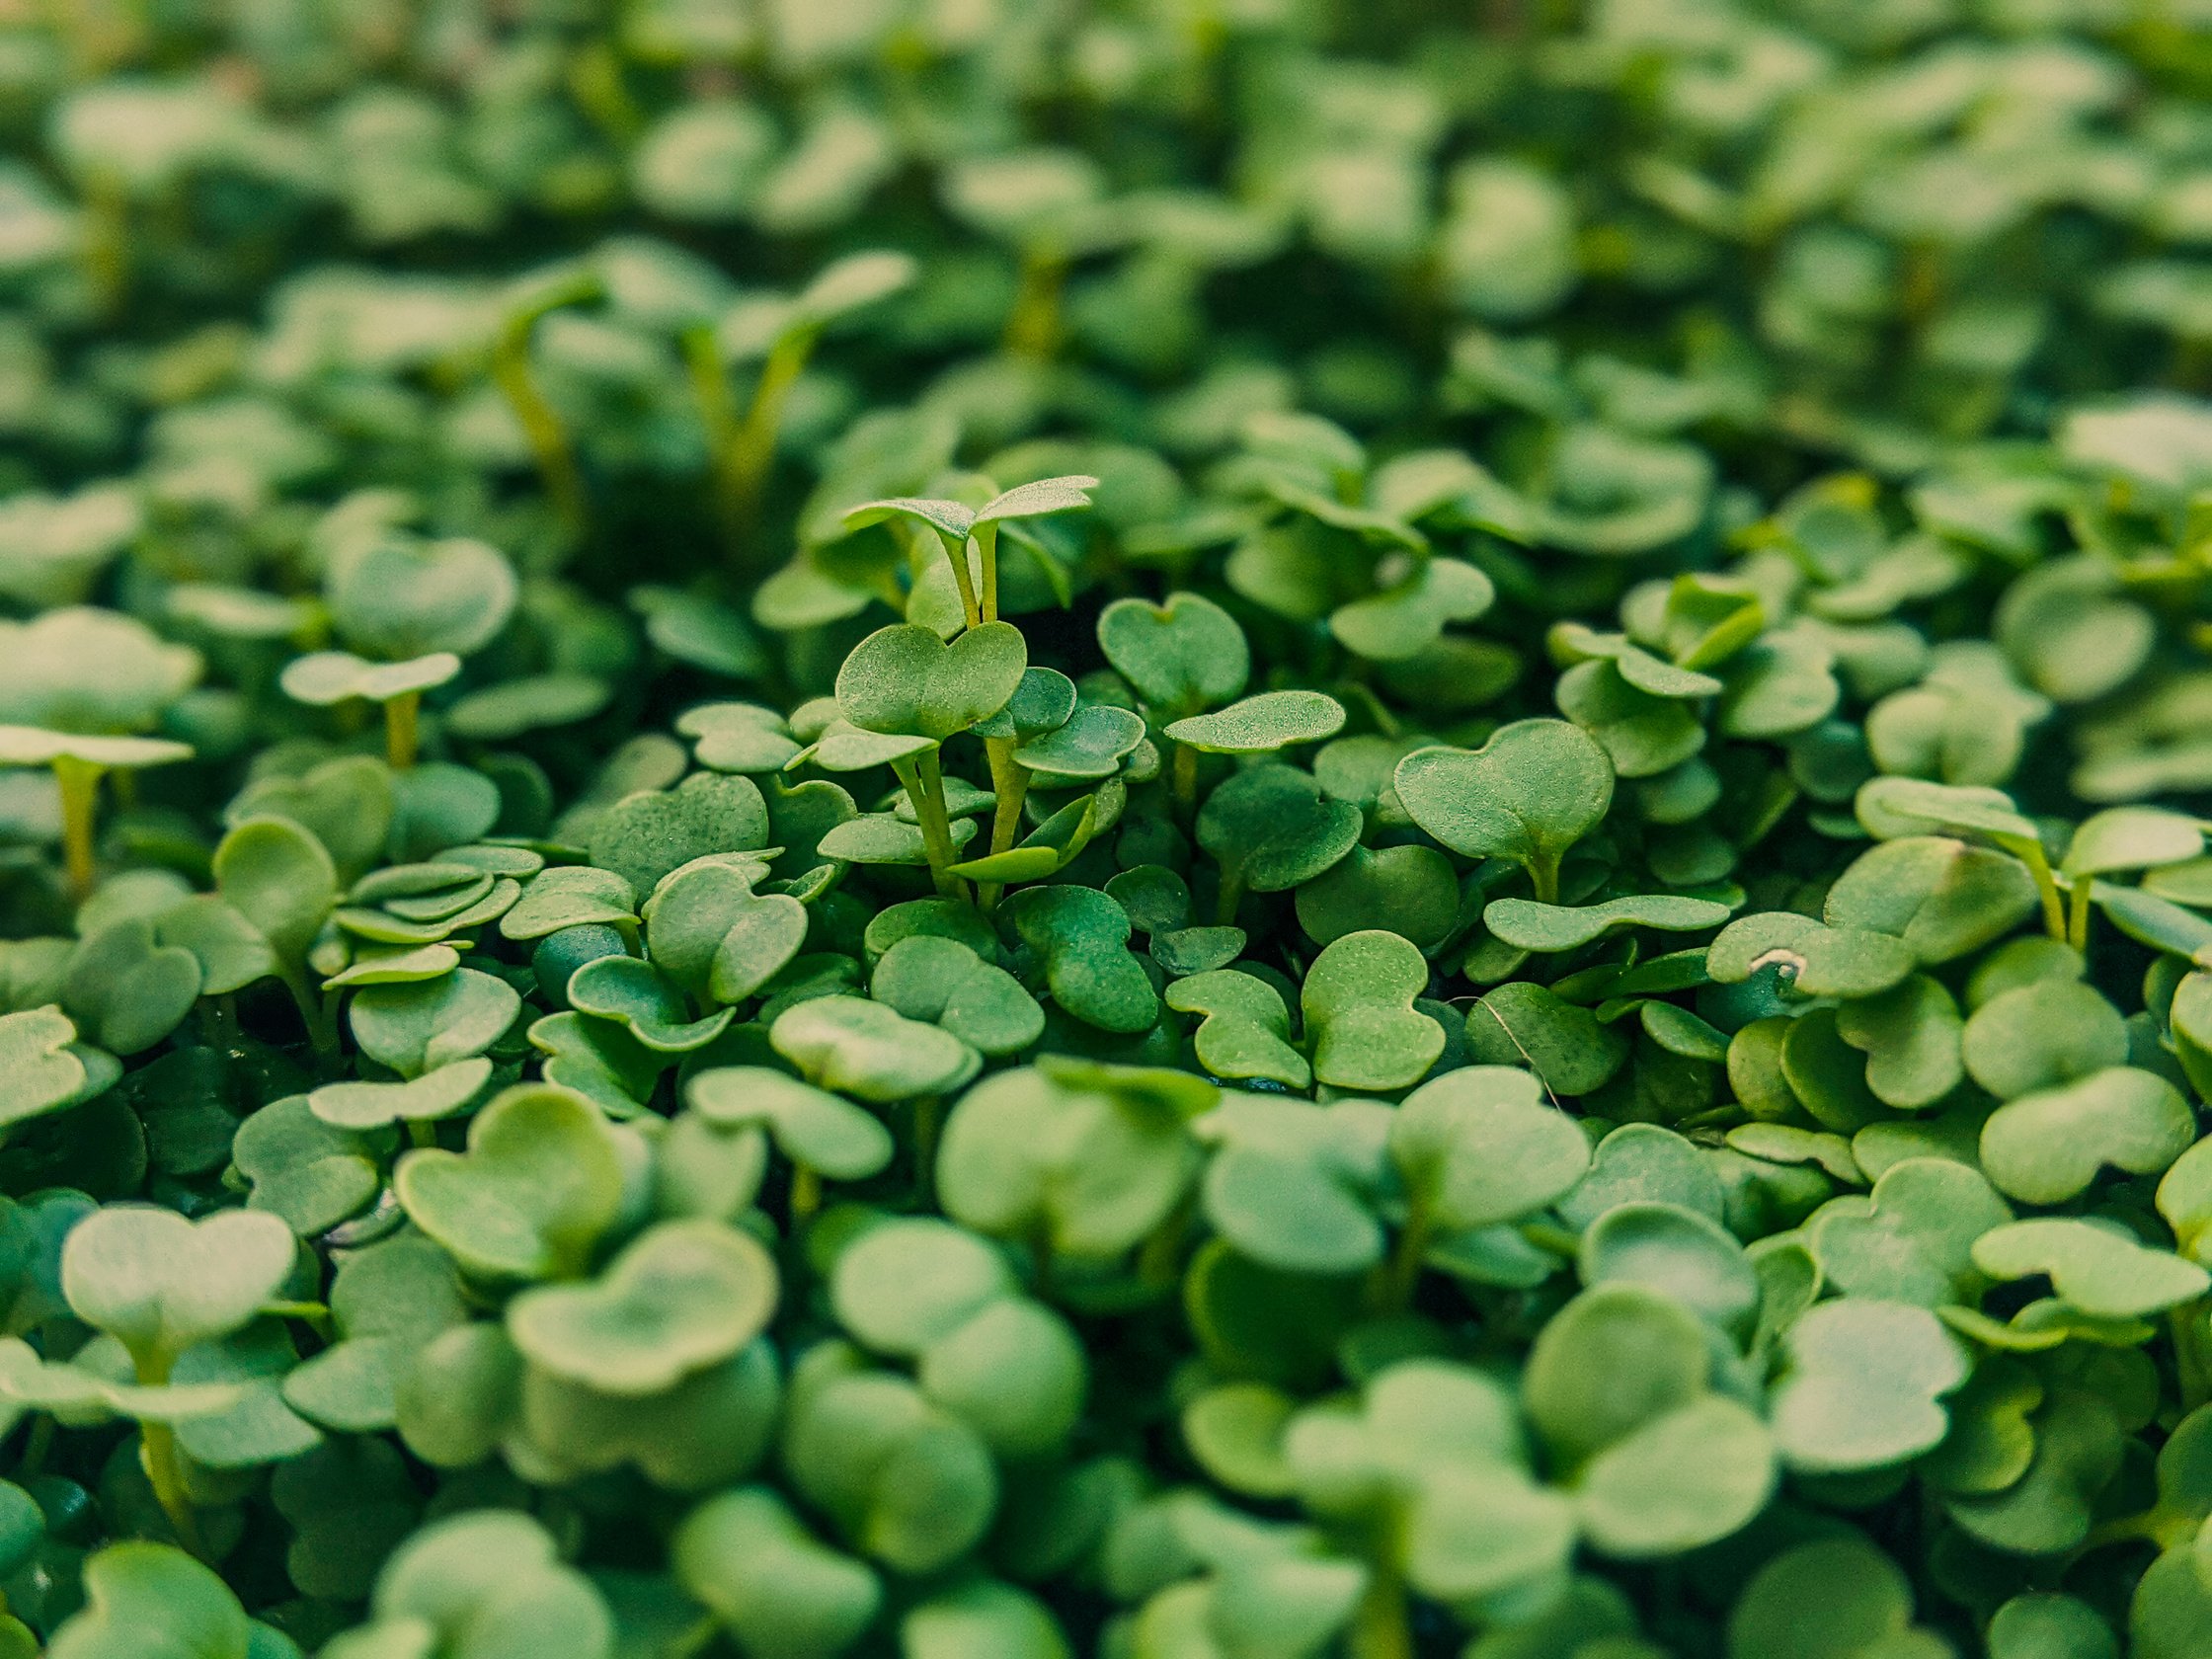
(51, 756), (101, 902)
(938, 529), (983, 631)
(1171, 742), (1199, 823)
(726, 331), (816, 548)
(80, 170), (128, 317)
(789, 1163), (822, 1228)
(2174, 1300), (2212, 1412)
(1004, 246), (1067, 359)
(405, 1119), (437, 1150)
(2066, 875), (2094, 952)
(1375, 1193), (1435, 1315)
(492, 272), (602, 542)
(132, 1351), (205, 1558)
(975, 522), (1001, 622)
(277, 962), (340, 1057)
(979, 737), (1031, 910)
(18, 1415), (53, 1478)
(681, 323), (745, 539)
(384, 690), (422, 770)
(911, 1096), (943, 1204)
(1216, 868), (1246, 927)
(2022, 847), (2068, 942)
(891, 751), (966, 901)
(668, 1614), (723, 1659)
(1347, 1557), (1412, 1659)
(1530, 851), (1562, 907)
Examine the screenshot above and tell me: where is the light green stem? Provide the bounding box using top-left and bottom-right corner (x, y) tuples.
(51, 756), (101, 902)
(975, 521), (1001, 622)
(1376, 1193), (1435, 1314)
(891, 751), (966, 901)
(726, 331), (816, 546)
(938, 529), (983, 631)
(492, 272), (602, 541)
(681, 322), (746, 539)
(2066, 875), (2094, 952)
(789, 1164), (822, 1227)
(132, 1351), (204, 1557)
(1530, 851), (1562, 907)
(2021, 846), (2067, 942)
(1004, 246), (1066, 359)
(1347, 1559), (1412, 1659)
(1171, 742), (1199, 821)
(383, 690), (422, 770)
(979, 737), (1031, 911)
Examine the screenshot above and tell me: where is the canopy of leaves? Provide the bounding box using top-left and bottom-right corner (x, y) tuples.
(2, 5), (2211, 1657)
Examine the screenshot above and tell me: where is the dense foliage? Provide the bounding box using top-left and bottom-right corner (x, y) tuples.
(4, 0), (2212, 1655)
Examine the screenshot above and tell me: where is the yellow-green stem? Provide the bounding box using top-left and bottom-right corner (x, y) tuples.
(2024, 849), (2067, 942)
(51, 756), (101, 902)
(726, 331), (816, 546)
(938, 529), (983, 631)
(384, 690), (422, 770)
(682, 323), (746, 537)
(566, 38), (644, 144)
(1376, 1194), (1435, 1315)
(1171, 742), (1199, 821)
(492, 273), (601, 541)
(911, 1096), (943, 1202)
(979, 737), (1031, 910)
(1348, 1559), (1413, 1659)
(81, 171), (128, 317)
(891, 752), (966, 902)
(2067, 875), (2094, 952)
(1530, 851), (1561, 907)
(790, 1164), (822, 1227)
(132, 1352), (204, 1557)
(975, 522), (1001, 622)
(1004, 247), (1067, 359)
(406, 1119), (436, 1150)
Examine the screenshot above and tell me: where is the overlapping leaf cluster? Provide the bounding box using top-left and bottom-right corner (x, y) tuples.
(4, 0), (2212, 1655)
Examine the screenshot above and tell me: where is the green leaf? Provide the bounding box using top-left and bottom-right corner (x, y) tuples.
(1302, 929), (1444, 1092)
(1972, 1220), (2211, 1319)
(1165, 690), (1345, 754)
(48, 1542), (252, 1659)
(770, 995), (981, 1100)
(509, 1219), (778, 1393)
(62, 1205), (296, 1362)
(1483, 894), (1733, 953)
(686, 1066), (894, 1180)
(1397, 719), (1614, 893)
(1096, 592), (1249, 716)
(1769, 1299), (1970, 1473)
(393, 1084), (626, 1281)
(673, 1487), (880, 1659)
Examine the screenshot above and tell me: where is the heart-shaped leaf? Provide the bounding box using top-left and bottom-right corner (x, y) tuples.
(62, 1205), (296, 1363)
(769, 995), (980, 1100)
(1483, 893), (1733, 953)
(1166, 690), (1345, 754)
(1302, 930), (1443, 1091)
(393, 1085), (626, 1281)
(835, 621), (1028, 742)
(686, 1066), (895, 1180)
(1396, 719), (1614, 899)
(1096, 592), (1250, 716)
(509, 1219), (777, 1394)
